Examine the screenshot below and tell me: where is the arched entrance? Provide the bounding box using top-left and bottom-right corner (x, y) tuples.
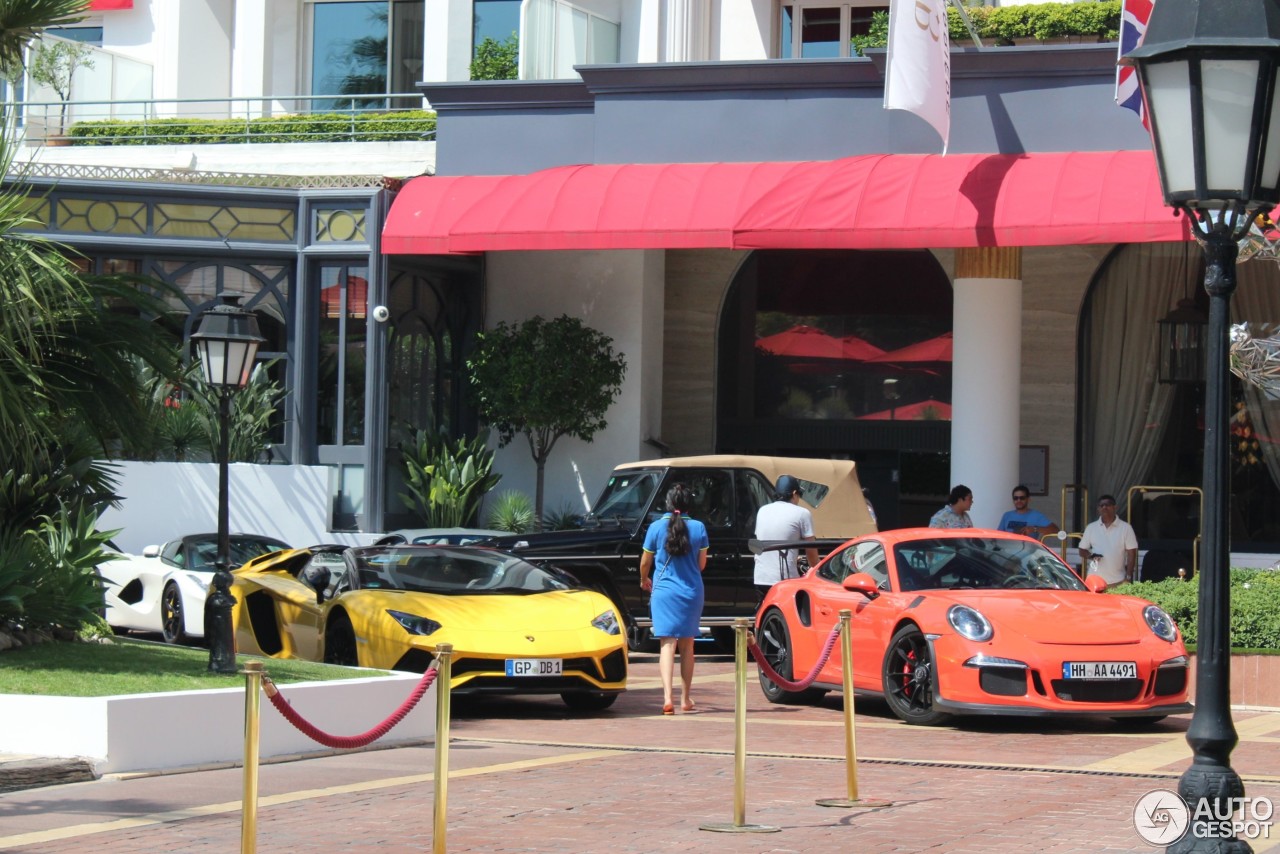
(1077, 242), (1280, 556)
(716, 249), (955, 529)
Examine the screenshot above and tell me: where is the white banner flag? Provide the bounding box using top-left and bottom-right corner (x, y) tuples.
(884, 0), (951, 152)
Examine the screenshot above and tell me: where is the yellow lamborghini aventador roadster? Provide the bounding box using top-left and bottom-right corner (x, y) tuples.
(230, 544), (627, 710)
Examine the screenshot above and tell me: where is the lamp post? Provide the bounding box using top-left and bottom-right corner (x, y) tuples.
(1121, 1), (1280, 850)
(190, 293), (265, 674)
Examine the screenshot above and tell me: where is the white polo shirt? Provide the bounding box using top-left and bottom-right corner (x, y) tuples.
(1078, 517), (1138, 586)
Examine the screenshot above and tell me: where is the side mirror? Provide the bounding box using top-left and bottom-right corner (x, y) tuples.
(1084, 574), (1108, 593)
(841, 571), (880, 599)
(301, 564), (332, 605)
(143, 545), (161, 558)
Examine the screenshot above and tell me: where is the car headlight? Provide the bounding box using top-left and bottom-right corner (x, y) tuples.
(1144, 605), (1178, 642)
(387, 609), (442, 636)
(947, 604), (993, 642)
(591, 610), (620, 635)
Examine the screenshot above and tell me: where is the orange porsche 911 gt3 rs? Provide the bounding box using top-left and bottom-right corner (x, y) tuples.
(755, 529), (1192, 725)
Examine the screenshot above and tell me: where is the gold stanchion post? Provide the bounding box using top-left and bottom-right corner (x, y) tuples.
(433, 643), (453, 854)
(700, 618), (780, 833)
(240, 660), (265, 854)
(816, 611), (891, 809)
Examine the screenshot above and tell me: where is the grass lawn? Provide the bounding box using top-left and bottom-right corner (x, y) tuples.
(0, 636), (388, 697)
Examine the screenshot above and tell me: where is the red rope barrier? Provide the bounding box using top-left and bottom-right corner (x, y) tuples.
(749, 622), (842, 692)
(263, 666), (439, 750)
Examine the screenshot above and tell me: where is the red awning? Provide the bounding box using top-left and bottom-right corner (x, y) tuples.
(382, 151), (1191, 256)
(88, 0), (133, 10)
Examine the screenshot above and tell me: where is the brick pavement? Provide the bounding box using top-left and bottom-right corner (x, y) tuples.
(3, 654), (1280, 853)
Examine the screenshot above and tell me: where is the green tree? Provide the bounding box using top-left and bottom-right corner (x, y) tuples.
(468, 315), (626, 526)
(471, 34), (518, 81)
(0, 0), (183, 633)
(29, 36), (95, 135)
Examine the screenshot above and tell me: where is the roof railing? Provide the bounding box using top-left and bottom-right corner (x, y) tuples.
(2, 93), (434, 146)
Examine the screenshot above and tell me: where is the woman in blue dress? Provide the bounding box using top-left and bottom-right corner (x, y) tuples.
(639, 483), (708, 714)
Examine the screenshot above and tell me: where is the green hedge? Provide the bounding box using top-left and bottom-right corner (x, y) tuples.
(853, 1), (1121, 56)
(1113, 569), (1280, 650)
(68, 110), (437, 146)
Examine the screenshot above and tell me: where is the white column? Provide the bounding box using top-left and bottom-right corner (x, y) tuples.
(664, 0), (709, 62)
(232, 0), (268, 113)
(951, 248), (1023, 529)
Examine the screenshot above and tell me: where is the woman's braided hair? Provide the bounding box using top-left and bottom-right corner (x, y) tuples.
(664, 482), (693, 557)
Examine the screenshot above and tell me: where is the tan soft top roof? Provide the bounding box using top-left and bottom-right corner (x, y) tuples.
(613, 455), (875, 538)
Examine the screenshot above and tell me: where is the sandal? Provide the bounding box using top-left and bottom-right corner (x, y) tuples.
(681, 700), (695, 712)
(662, 703), (675, 715)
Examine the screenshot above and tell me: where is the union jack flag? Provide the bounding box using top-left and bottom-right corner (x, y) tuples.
(1117, 0), (1154, 124)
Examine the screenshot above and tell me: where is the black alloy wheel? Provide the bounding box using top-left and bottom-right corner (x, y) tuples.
(881, 625), (949, 726)
(755, 609), (827, 705)
(323, 613), (359, 667)
(161, 583), (189, 645)
(560, 691), (619, 711)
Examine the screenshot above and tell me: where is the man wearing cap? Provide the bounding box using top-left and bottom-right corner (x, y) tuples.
(753, 474), (820, 602)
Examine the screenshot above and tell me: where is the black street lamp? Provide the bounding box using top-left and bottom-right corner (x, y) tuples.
(1121, 0), (1280, 850)
(190, 293), (265, 674)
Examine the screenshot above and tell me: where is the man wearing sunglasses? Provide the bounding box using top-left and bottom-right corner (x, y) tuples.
(1077, 495), (1138, 588)
(997, 485), (1060, 540)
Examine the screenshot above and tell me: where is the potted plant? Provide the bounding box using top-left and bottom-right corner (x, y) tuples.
(28, 37), (94, 144)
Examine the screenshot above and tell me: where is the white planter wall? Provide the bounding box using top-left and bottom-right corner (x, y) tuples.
(0, 672), (436, 774)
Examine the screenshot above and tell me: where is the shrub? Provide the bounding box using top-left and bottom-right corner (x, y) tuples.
(541, 502), (583, 532)
(399, 427), (502, 528)
(1113, 569), (1280, 650)
(68, 110), (437, 146)
(852, 1), (1121, 56)
(487, 490), (535, 534)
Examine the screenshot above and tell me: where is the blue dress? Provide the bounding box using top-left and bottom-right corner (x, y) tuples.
(642, 514), (709, 638)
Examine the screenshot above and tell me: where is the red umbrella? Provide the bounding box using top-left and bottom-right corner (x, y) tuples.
(755, 325), (846, 359)
(866, 332), (953, 363)
(860, 398), (952, 420)
(841, 335), (886, 361)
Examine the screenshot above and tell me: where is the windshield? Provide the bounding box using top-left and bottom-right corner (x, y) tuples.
(892, 537), (1086, 592)
(188, 537), (289, 571)
(350, 547), (576, 595)
(585, 470), (662, 528)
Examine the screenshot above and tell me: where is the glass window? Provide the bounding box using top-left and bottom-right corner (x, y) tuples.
(779, 2), (889, 58)
(309, 1), (423, 107)
(311, 2), (386, 107)
(819, 541), (888, 587)
(474, 0), (521, 50)
(749, 250), (952, 422)
(316, 263), (368, 447)
(521, 0), (620, 80)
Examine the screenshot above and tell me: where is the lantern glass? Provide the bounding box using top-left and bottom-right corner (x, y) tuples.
(1203, 58), (1260, 192)
(1262, 71), (1280, 191)
(197, 337), (259, 388)
(1147, 60), (1196, 194)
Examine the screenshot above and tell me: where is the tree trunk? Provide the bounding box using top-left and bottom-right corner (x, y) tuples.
(534, 454), (546, 532)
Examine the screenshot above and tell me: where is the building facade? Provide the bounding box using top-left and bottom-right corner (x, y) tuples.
(18, 1), (1280, 565)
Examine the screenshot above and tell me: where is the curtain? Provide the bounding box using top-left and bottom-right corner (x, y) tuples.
(1084, 242), (1200, 513)
(1231, 260), (1280, 491)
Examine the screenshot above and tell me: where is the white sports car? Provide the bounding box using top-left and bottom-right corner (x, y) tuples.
(101, 533), (290, 643)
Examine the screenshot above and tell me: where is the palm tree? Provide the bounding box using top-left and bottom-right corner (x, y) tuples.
(0, 0), (184, 632)
(0, 0), (86, 75)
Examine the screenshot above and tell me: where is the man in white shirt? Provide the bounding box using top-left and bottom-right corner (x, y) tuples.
(1078, 494), (1139, 587)
(753, 474), (819, 601)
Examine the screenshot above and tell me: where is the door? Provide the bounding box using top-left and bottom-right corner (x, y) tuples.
(810, 539), (891, 688)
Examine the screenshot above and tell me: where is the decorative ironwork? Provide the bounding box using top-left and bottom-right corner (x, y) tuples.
(6, 162), (400, 190)
(314, 208), (367, 243)
(57, 198), (146, 235)
(155, 203), (295, 241)
(1230, 323), (1280, 400)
